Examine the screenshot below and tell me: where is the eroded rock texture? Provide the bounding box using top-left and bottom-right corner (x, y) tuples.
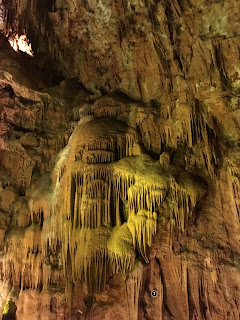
(0, 1), (240, 319)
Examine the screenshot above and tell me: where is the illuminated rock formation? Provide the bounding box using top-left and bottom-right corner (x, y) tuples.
(0, 1), (240, 319)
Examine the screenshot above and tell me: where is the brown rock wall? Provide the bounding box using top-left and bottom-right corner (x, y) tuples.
(0, 1), (239, 320)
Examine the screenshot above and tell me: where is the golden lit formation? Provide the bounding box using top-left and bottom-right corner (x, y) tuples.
(3, 106), (203, 297)
(8, 34), (33, 56)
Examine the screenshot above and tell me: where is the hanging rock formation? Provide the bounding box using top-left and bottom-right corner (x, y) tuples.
(0, 1), (240, 319)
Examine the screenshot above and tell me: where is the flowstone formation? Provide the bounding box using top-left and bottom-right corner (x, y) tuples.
(0, 0), (240, 319)
(49, 115), (200, 294)
(0, 85), (240, 319)
(12, 109), (201, 300)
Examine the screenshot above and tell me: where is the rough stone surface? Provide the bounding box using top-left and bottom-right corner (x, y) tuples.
(0, 1), (239, 320)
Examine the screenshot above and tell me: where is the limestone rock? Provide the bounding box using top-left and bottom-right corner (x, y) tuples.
(0, 1), (239, 319)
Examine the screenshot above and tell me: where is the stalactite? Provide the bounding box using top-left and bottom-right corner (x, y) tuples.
(128, 209), (157, 262)
(68, 98), (217, 181)
(108, 224), (135, 276)
(159, 152), (170, 170)
(16, 199), (31, 228)
(49, 114), (200, 292)
(67, 227), (111, 293)
(1, 112), (204, 298)
(4, 224), (44, 290)
(170, 180), (197, 232)
(126, 262), (143, 320)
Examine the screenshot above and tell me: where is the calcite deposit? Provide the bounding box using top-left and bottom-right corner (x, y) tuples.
(0, 1), (240, 319)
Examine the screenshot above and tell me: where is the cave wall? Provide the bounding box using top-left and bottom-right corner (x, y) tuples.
(3, 0), (240, 101)
(0, 1), (240, 319)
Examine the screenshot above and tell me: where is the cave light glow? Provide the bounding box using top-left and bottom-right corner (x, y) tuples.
(9, 34), (33, 56)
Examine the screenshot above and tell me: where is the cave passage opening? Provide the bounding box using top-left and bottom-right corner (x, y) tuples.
(8, 34), (33, 56)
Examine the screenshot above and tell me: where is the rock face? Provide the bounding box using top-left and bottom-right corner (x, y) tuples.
(0, 1), (240, 320)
